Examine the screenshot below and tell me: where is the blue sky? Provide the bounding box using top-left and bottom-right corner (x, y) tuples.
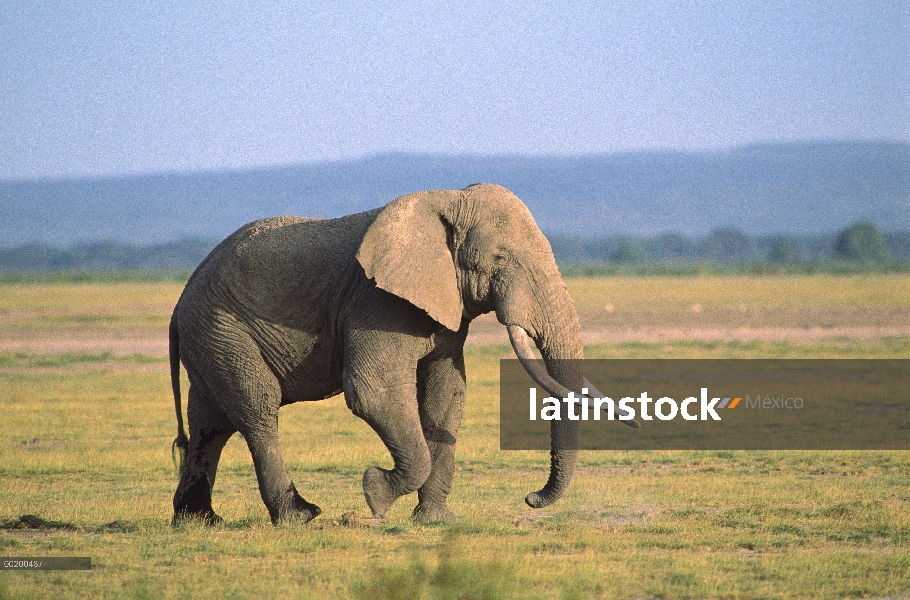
(1, 1), (907, 179)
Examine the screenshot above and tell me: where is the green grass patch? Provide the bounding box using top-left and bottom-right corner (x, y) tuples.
(0, 270), (193, 284)
(2, 343), (910, 597)
(0, 352), (164, 368)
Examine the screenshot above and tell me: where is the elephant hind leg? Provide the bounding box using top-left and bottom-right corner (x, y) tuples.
(184, 335), (321, 525)
(244, 428), (322, 524)
(173, 384), (235, 525)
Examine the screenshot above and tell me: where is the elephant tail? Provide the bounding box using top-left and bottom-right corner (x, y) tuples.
(170, 315), (188, 476)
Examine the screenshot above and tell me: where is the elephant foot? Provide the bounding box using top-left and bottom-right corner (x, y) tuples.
(412, 503), (460, 524)
(363, 467), (398, 519)
(275, 505), (321, 524)
(273, 489), (322, 524)
(172, 508), (223, 527)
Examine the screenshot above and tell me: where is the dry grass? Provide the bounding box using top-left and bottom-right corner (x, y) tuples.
(1, 275), (909, 598)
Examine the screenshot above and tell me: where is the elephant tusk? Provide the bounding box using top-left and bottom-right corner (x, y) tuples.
(506, 324), (572, 398)
(582, 378), (640, 428)
(506, 325), (640, 428)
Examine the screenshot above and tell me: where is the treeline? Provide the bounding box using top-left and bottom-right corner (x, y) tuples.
(550, 223), (910, 265)
(0, 222), (908, 273)
(0, 238), (217, 271)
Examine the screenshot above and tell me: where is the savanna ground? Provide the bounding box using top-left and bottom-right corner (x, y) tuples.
(1, 274), (909, 599)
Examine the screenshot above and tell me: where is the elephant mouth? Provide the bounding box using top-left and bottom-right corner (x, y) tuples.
(506, 325), (640, 428)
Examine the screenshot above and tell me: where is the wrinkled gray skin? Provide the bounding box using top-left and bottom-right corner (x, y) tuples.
(171, 184), (584, 525)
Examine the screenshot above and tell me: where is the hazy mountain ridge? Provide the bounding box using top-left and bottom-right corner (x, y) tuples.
(1, 141), (907, 246)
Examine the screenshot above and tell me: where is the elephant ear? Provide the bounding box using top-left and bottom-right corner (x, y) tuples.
(356, 190), (464, 332)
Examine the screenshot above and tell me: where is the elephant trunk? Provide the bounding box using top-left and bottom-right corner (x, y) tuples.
(507, 324), (582, 508)
(501, 278), (586, 509)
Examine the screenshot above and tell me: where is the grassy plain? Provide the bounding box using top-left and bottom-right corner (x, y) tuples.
(1, 274), (909, 599)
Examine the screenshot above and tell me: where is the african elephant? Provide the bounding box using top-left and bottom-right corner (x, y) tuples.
(170, 183), (636, 525)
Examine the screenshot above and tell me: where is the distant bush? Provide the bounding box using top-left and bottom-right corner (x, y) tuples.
(767, 236), (800, 264)
(834, 221), (888, 262)
(549, 226), (908, 266)
(612, 239), (645, 263)
(705, 227), (753, 261)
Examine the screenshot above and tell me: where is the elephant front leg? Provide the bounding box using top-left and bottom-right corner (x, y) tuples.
(413, 353), (466, 523)
(344, 372), (432, 519)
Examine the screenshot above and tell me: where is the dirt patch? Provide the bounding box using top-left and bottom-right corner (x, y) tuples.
(513, 511), (549, 528)
(464, 307), (910, 345)
(576, 306), (910, 330)
(583, 463), (708, 476)
(0, 333), (168, 356)
(18, 438), (64, 450)
(584, 505), (663, 528)
(600, 509), (659, 527)
(0, 514), (79, 532)
(336, 511), (383, 528)
(0, 515), (139, 536)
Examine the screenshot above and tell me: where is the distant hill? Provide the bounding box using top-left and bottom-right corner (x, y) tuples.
(1, 141), (907, 246)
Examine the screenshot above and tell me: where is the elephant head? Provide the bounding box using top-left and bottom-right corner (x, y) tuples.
(357, 183), (630, 508)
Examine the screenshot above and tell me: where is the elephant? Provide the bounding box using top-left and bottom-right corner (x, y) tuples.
(169, 183), (637, 525)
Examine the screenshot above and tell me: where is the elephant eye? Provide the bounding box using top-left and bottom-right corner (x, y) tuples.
(493, 252), (510, 266)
